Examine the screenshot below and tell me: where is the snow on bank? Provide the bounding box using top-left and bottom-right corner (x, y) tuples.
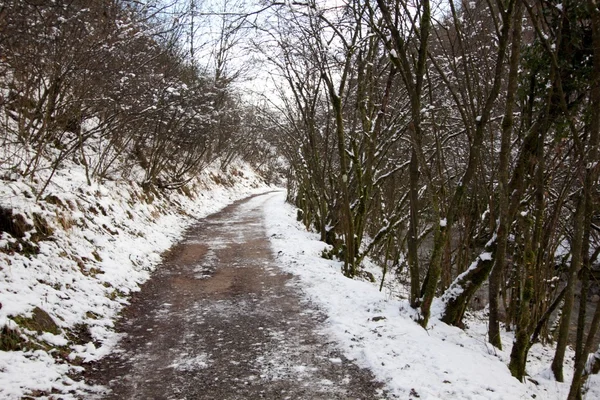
(263, 191), (599, 399)
(0, 160), (272, 399)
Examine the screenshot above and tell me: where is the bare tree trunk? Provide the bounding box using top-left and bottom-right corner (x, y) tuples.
(374, 0), (432, 314)
(319, 11), (362, 277)
(429, 0), (517, 327)
(408, 148), (420, 307)
(441, 109), (548, 326)
(565, 0), (600, 392)
(489, 0), (523, 350)
(552, 194), (586, 381)
(510, 108), (546, 378)
(508, 225), (534, 380)
(508, 271), (534, 380)
(569, 301), (600, 399)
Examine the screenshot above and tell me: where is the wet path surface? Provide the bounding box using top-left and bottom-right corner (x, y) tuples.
(84, 192), (384, 399)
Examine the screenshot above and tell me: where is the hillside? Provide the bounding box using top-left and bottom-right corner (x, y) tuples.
(263, 193), (600, 399)
(0, 159), (272, 398)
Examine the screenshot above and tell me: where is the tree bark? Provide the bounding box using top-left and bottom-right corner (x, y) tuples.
(488, 0), (523, 350)
(440, 113), (546, 325)
(565, 0), (600, 392)
(431, 0), (517, 327)
(374, 0), (433, 318)
(508, 239), (534, 381)
(568, 301), (600, 399)
(408, 148), (421, 307)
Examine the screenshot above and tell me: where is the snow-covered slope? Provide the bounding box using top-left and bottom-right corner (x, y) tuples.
(0, 159), (272, 399)
(263, 191), (600, 400)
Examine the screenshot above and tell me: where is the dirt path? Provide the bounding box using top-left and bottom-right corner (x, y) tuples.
(83, 192), (385, 400)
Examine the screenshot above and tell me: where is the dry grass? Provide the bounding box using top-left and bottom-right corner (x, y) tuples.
(56, 212), (74, 232)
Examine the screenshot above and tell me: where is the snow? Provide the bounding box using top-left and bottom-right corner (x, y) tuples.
(0, 350), (97, 398)
(169, 353), (212, 371)
(3, 168), (599, 399)
(262, 192), (600, 399)
(481, 208), (490, 222)
(0, 159), (272, 399)
(440, 218), (447, 227)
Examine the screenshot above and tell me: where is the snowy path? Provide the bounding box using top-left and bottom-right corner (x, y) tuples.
(84, 192), (384, 399)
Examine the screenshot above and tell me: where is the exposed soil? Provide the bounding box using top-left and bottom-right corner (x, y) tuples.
(83, 193), (385, 399)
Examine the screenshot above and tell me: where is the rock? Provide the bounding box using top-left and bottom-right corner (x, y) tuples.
(0, 206), (33, 238)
